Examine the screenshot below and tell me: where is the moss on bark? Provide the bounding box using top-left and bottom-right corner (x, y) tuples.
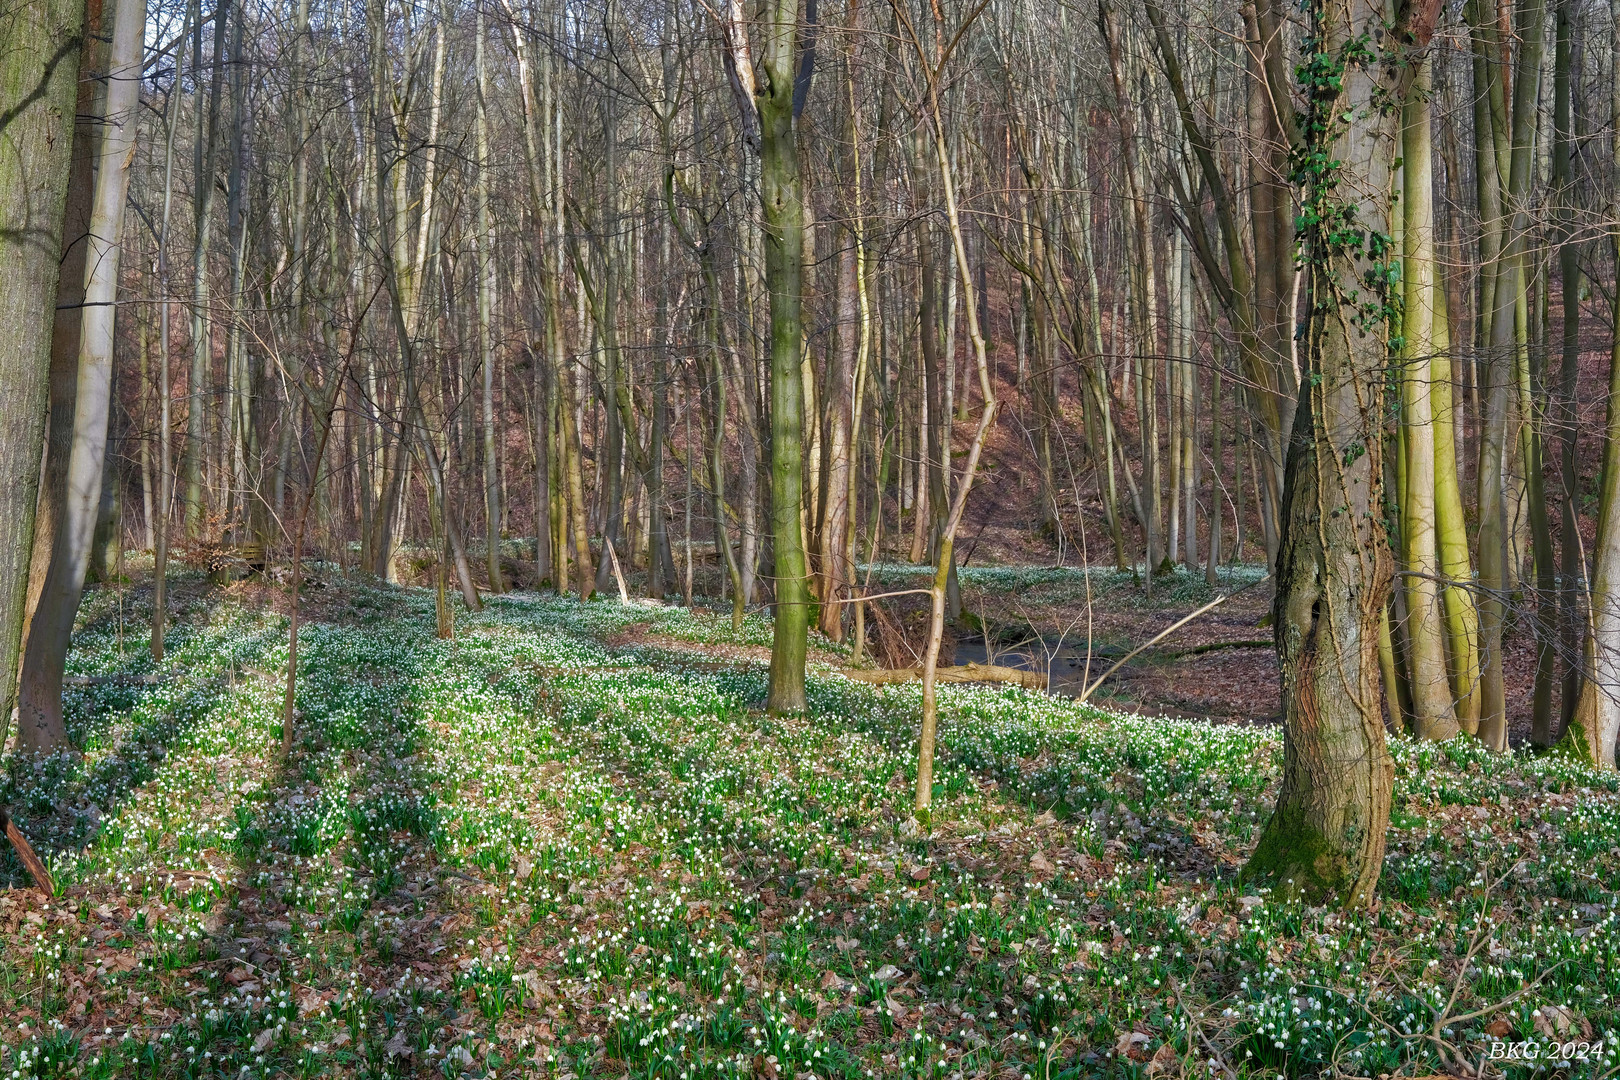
(1243, 810), (1357, 903)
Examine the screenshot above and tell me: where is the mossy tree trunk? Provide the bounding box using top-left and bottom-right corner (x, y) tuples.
(1432, 281), (1481, 732)
(1245, 0), (1439, 906)
(1398, 55), (1459, 741)
(727, 0), (814, 714)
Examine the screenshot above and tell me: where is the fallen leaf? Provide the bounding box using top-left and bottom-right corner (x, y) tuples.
(515, 970), (555, 1000)
(1146, 1042), (1179, 1076)
(1115, 1031), (1150, 1061)
(1533, 1005), (1590, 1040)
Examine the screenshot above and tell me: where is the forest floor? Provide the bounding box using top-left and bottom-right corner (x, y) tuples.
(1, 572), (1618, 1079)
(791, 556), (1544, 740)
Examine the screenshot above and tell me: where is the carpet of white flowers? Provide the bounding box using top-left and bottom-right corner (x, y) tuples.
(0, 575), (1617, 1079)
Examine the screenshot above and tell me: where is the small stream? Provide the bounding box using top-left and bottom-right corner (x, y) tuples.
(951, 636), (1124, 697)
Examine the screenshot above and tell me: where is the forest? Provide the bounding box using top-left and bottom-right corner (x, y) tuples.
(2, 0), (1620, 1074)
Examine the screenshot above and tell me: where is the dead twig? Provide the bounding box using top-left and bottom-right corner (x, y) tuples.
(1168, 968), (1240, 1080)
(1077, 575), (1271, 703)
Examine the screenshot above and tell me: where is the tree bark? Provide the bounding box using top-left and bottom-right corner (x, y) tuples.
(22, 0), (102, 660)
(185, 0), (231, 535)
(1432, 276), (1482, 731)
(731, 0), (814, 713)
(1398, 56), (1459, 740)
(475, 6), (504, 594)
(1568, 0), (1620, 767)
(1552, 0), (1582, 736)
(16, 0), (142, 755)
(819, 240), (857, 641)
(1477, 0), (1546, 751)
(1245, 0), (1437, 905)
(0, 0), (85, 748)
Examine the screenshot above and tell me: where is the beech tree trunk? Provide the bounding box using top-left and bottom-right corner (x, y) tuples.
(0, 0), (85, 741)
(819, 241), (857, 641)
(1399, 57), (1459, 740)
(22, 0), (103, 662)
(475, 8), (504, 594)
(726, 0), (813, 713)
(16, 0), (141, 755)
(1569, 0), (1620, 767)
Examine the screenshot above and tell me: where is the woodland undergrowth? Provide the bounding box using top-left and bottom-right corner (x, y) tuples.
(0, 574), (1616, 1079)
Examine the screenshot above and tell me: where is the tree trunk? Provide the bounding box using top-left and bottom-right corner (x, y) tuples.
(734, 0), (813, 714)
(1176, 236), (1197, 566)
(912, 33), (1001, 829)
(1399, 56), (1459, 740)
(152, 4), (186, 658)
(562, 350), (593, 600)
(1433, 274), (1482, 731)
(475, 7), (504, 594)
(532, 347), (553, 588)
(185, 0), (231, 535)
(1101, 1), (1162, 577)
(1477, 0), (1546, 751)
(1552, 0), (1582, 736)
(22, 0), (103, 660)
(16, 0), (142, 755)
(1245, 0), (1437, 905)
(1206, 352), (1223, 585)
(1568, 0), (1620, 767)
(819, 240), (857, 641)
(646, 221), (674, 601)
(0, 0), (85, 747)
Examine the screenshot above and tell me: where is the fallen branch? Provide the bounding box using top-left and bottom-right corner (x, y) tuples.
(839, 662), (1048, 691)
(0, 809), (55, 894)
(64, 673), (165, 686)
(1076, 575), (1272, 703)
(605, 539), (631, 602)
(1158, 638), (1274, 659)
